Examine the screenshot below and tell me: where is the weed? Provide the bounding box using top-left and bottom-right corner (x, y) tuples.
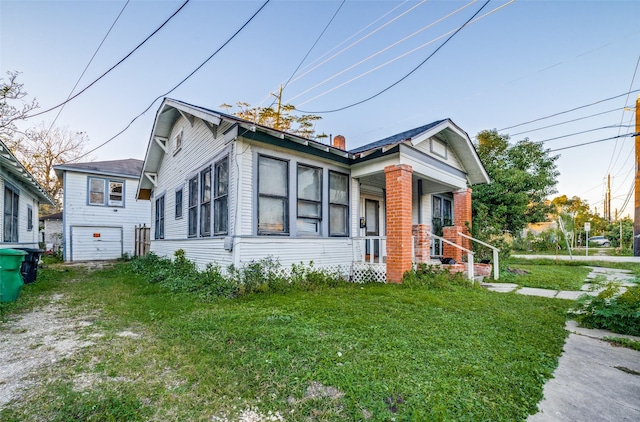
(602, 336), (640, 351)
(570, 284), (640, 336)
(402, 263), (478, 290)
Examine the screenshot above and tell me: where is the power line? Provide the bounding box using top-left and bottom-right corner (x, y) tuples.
(43, 0), (130, 139)
(296, 0), (492, 114)
(548, 132), (639, 152)
(509, 107), (624, 137)
(499, 88), (640, 132)
(606, 54), (640, 174)
(287, 0), (429, 88)
(280, 0), (346, 97)
(288, 0), (478, 105)
(26, 0), (190, 119)
(535, 124), (633, 143)
(72, 0), (271, 162)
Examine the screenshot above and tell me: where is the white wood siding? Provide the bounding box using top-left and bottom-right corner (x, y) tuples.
(413, 137), (465, 171)
(151, 238), (233, 270)
(237, 238), (353, 268)
(62, 171), (150, 260)
(0, 174), (40, 248)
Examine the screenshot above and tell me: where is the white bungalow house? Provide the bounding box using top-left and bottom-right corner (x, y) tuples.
(137, 98), (490, 283)
(54, 159), (150, 261)
(0, 140), (54, 248)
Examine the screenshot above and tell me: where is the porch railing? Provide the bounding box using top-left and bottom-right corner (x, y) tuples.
(458, 232), (500, 280)
(430, 233), (475, 281)
(353, 236), (386, 263)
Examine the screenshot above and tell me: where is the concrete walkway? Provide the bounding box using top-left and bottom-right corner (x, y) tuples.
(483, 265), (640, 421)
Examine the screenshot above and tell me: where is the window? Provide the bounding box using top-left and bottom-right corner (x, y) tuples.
(3, 185), (19, 242)
(155, 196), (165, 239)
(174, 130), (183, 154)
(258, 156), (288, 235)
(175, 188), (183, 219)
(431, 195), (452, 256)
(200, 166), (212, 237)
(188, 176), (198, 237)
(297, 164), (322, 234)
(88, 177), (124, 207)
(27, 205), (33, 231)
(108, 181), (123, 206)
(214, 157), (229, 235)
(329, 171), (349, 236)
(89, 177), (105, 205)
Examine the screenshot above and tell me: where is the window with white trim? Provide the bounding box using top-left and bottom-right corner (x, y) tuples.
(88, 177), (125, 207)
(175, 188), (183, 219)
(297, 164), (322, 235)
(3, 185), (19, 242)
(188, 176), (198, 237)
(258, 155), (288, 235)
(200, 166), (212, 237)
(174, 130), (183, 154)
(214, 157), (229, 235)
(155, 195), (165, 239)
(329, 171), (349, 236)
(27, 205), (33, 231)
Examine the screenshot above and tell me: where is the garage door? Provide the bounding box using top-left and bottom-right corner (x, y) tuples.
(71, 226), (122, 261)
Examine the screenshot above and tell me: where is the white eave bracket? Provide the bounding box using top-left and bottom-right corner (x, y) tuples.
(144, 172), (158, 187)
(203, 119), (218, 138)
(154, 136), (168, 154)
(178, 109), (194, 127)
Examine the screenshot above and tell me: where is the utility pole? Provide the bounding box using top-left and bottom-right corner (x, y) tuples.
(634, 95), (640, 255)
(273, 85), (283, 131)
(607, 173), (611, 222)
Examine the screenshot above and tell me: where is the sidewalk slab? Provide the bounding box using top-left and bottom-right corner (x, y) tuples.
(554, 291), (585, 300)
(517, 287), (558, 298)
(528, 323), (640, 421)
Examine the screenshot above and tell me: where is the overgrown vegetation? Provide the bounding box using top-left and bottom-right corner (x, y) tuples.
(130, 250), (347, 300)
(570, 283), (640, 336)
(500, 264), (591, 291)
(602, 336), (640, 352)
(402, 263), (480, 290)
(0, 258), (573, 421)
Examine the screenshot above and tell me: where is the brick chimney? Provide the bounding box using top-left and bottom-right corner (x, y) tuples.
(332, 135), (346, 150)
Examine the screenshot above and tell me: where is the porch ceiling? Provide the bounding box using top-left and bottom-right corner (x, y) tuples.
(359, 172), (460, 194)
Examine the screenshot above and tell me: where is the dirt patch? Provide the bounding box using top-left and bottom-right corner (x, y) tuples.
(0, 294), (95, 408)
(507, 267), (530, 275)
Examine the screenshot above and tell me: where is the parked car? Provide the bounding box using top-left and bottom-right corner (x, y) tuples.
(588, 236), (611, 247)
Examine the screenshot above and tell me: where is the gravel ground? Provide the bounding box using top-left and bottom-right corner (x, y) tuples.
(0, 293), (96, 409)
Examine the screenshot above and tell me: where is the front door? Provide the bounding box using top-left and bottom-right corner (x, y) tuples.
(365, 199), (380, 258)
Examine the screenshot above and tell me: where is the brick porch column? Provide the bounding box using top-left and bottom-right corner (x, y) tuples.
(442, 226), (463, 262)
(412, 224), (431, 263)
(385, 164), (413, 283)
(453, 188), (472, 251)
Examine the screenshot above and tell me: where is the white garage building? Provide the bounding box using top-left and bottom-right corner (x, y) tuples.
(55, 159), (150, 261)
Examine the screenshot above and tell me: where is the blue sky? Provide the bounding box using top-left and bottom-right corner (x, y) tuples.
(2, 0), (639, 217)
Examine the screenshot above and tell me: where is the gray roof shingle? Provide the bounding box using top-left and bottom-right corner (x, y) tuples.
(55, 159), (143, 178)
(349, 120), (446, 154)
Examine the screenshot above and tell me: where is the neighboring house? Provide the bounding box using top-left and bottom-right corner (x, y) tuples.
(40, 211), (63, 251)
(54, 159), (151, 261)
(0, 140), (54, 248)
(137, 98), (490, 283)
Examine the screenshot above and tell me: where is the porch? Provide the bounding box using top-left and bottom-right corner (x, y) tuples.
(351, 234), (498, 283)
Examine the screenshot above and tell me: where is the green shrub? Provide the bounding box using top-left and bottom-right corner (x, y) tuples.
(130, 253), (346, 299)
(570, 284), (640, 336)
(402, 264), (478, 290)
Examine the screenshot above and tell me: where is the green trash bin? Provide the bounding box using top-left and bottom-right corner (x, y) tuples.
(0, 249), (28, 302)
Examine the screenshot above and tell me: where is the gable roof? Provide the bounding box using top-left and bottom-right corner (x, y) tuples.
(40, 211), (62, 221)
(350, 120), (446, 154)
(54, 159), (143, 179)
(0, 140), (54, 204)
(351, 119), (490, 185)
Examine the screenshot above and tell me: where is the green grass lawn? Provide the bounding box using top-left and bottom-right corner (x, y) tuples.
(501, 264), (592, 291)
(1, 263), (572, 421)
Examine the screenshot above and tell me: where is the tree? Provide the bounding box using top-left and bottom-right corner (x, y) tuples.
(6, 124), (90, 213)
(222, 101), (325, 140)
(0, 71), (38, 142)
(472, 130), (560, 238)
